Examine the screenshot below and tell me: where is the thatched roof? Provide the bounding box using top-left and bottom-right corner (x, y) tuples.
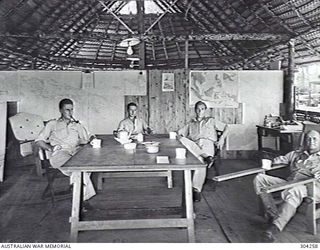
(0, 0), (319, 70)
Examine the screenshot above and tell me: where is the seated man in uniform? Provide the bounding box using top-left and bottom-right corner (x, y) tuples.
(177, 101), (229, 202)
(36, 98), (96, 203)
(116, 102), (152, 139)
(254, 130), (320, 242)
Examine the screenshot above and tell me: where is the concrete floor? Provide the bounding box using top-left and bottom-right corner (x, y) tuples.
(0, 157), (319, 243)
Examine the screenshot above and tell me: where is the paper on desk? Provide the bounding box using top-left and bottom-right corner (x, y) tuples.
(156, 156), (169, 164)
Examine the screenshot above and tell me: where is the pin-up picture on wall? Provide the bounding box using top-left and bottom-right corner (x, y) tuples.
(162, 73), (175, 92)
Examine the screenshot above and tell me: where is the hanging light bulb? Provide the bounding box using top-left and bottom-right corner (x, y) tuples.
(127, 44), (134, 55)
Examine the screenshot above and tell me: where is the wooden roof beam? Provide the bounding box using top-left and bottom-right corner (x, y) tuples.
(25, 0), (82, 58)
(156, 0), (179, 13)
(259, 1), (320, 58)
(99, 1), (135, 35)
(2, 0), (28, 18)
(31, 1), (87, 59)
(137, 0), (146, 69)
(157, 21), (168, 60)
(0, 45), (63, 69)
(144, 0), (180, 35)
(153, 33), (289, 41)
(169, 17), (182, 58)
(237, 0), (276, 33)
(181, 1), (244, 57)
(50, 55), (233, 66)
(93, 40), (104, 64)
(287, 1), (314, 28)
(146, 16), (157, 60)
(0, 32), (289, 41)
(110, 22), (121, 61)
(50, 4), (102, 58)
(288, 55), (320, 65)
(7, 0), (44, 28)
(197, 0), (249, 56)
(228, 42), (288, 69)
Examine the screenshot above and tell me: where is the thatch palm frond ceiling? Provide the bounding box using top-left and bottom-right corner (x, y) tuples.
(0, 0), (319, 70)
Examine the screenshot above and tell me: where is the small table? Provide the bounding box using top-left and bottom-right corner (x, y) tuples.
(63, 134), (205, 243)
(256, 125), (302, 154)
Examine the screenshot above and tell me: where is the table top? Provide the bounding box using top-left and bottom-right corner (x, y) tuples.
(256, 125), (302, 134)
(63, 134), (206, 172)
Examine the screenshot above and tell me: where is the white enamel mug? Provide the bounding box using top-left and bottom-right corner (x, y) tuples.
(90, 138), (102, 148)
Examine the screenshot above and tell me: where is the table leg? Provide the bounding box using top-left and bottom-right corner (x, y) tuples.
(184, 169), (195, 243)
(275, 136), (280, 151)
(167, 170), (173, 189)
(70, 171), (82, 242)
(257, 127), (262, 151)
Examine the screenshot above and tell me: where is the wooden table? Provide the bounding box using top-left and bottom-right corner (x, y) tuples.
(63, 134), (205, 243)
(256, 125), (302, 154)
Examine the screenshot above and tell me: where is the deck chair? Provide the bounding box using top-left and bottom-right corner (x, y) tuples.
(9, 112), (69, 204)
(38, 146), (71, 204)
(212, 121), (320, 235)
(9, 112), (44, 175)
(261, 176), (318, 234)
(212, 130), (223, 174)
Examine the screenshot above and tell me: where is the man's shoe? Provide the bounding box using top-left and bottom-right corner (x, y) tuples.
(193, 188), (201, 202)
(261, 224), (280, 243)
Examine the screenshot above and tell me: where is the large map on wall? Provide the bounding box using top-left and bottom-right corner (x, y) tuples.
(190, 71), (239, 108)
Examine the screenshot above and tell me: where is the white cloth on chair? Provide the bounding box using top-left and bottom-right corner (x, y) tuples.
(9, 112), (44, 157)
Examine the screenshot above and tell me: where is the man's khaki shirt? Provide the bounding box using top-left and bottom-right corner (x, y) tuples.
(36, 118), (90, 152)
(117, 117), (149, 135)
(178, 117), (227, 143)
(273, 150), (320, 181)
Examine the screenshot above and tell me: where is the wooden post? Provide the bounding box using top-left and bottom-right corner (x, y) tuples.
(184, 169), (195, 242)
(306, 181), (317, 235)
(185, 39), (189, 69)
(284, 39), (295, 120)
(70, 171), (82, 242)
(0, 102), (7, 182)
(137, 0), (145, 69)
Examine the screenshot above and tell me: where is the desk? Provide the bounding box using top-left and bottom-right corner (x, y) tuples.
(256, 126), (302, 154)
(63, 134), (205, 243)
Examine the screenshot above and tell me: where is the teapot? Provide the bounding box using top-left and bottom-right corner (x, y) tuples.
(118, 130), (129, 141)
